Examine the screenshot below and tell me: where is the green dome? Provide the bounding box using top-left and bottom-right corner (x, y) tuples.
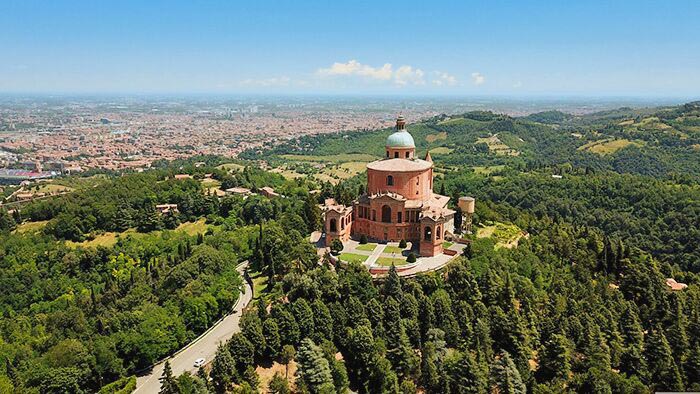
(386, 130), (415, 148)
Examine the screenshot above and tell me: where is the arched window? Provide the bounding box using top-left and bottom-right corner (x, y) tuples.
(386, 150), (389, 158)
(381, 205), (392, 223)
(341, 217), (345, 230)
(436, 226), (442, 239)
(329, 218), (337, 232)
(387, 175), (394, 186)
(405, 152), (410, 158)
(424, 226), (432, 241)
(394, 152), (399, 158)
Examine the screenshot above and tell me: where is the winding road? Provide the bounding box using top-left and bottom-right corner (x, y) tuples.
(134, 261), (252, 393)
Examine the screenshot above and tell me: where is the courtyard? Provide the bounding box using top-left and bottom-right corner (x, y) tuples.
(334, 238), (466, 276)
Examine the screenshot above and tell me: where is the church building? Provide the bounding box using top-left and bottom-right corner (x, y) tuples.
(324, 115), (455, 257)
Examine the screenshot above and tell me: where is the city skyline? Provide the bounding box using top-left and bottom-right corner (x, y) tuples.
(2, 0), (699, 97)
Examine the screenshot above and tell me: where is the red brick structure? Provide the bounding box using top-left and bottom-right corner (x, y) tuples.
(324, 115), (455, 257)
(323, 198), (353, 243)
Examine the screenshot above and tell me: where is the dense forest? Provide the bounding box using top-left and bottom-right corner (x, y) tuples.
(0, 165), (322, 393)
(0, 102), (699, 393)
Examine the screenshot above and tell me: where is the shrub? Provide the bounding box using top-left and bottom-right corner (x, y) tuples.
(407, 252), (416, 263)
(98, 376), (136, 394)
(330, 239), (344, 255)
(359, 234), (368, 244)
(398, 239), (407, 249)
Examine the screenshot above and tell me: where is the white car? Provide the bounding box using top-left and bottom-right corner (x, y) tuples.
(194, 358), (205, 368)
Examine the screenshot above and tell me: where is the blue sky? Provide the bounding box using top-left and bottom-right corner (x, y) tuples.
(1, 0), (699, 96)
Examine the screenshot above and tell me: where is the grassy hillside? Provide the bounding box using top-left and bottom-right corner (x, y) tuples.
(241, 101), (700, 182)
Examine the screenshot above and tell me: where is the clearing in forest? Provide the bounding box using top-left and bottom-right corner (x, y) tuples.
(578, 138), (644, 155)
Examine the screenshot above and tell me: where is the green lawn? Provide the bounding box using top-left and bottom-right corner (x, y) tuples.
(13, 220), (49, 234)
(442, 241), (454, 249)
(176, 218), (209, 236)
(250, 271), (269, 300)
(383, 245), (405, 254)
(355, 243), (377, 252)
(338, 253), (369, 264)
(216, 163), (245, 172)
(280, 153), (378, 163)
(376, 256), (408, 266)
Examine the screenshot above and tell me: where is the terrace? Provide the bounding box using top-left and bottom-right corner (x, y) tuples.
(332, 238), (465, 277)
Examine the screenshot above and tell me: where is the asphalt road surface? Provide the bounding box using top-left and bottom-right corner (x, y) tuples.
(134, 261), (252, 393)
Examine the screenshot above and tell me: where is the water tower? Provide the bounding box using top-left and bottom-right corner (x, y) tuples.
(458, 196), (475, 234)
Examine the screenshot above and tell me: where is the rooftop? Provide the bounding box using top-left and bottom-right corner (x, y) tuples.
(366, 158), (432, 172)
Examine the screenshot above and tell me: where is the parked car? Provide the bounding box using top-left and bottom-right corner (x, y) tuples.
(194, 358), (205, 368)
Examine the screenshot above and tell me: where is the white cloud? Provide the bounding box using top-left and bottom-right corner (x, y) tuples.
(431, 71), (457, 86)
(317, 60), (393, 80)
(471, 72), (486, 86)
(394, 65), (425, 86)
(513, 81), (523, 88)
(317, 60), (431, 87)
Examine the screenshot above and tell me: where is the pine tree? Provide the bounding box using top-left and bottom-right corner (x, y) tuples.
(296, 338), (335, 394)
(537, 333), (570, 382)
(257, 299), (268, 322)
(243, 366), (259, 390)
(303, 194), (323, 233)
(491, 351), (526, 394)
(159, 360), (178, 394)
(645, 326), (684, 391)
(449, 351), (487, 394)
(274, 307), (300, 346)
(210, 344), (236, 393)
(383, 264), (403, 300)
(228, 333), (255, 373)
(420, 342), (439, 393)
(263, 318), (282, 358)
(292, 298), (316, 340)
(268, 372), (290, 394)
(384, 297), (419, 379)
(0, 209), (15, 232)
(281, 345), (296, 379)
(685, 343), (700, 389)
(312, 299), (334, 342)
(196, 367), (209, 390)
(666, 294), (690, 362)
(619, 304), (647, 379)
(240, 310), (266, 359)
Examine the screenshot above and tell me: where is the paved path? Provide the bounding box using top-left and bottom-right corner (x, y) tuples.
(364, 244), (386, 266)
(134, 261), (252, 393)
